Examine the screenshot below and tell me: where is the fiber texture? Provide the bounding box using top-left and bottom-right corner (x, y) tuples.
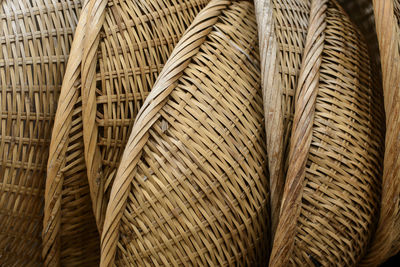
(101, 0), (270, 265)
(360, 0), (400, 265)
(260, 0), (384, 265)
(255, 0), (311, 237)
(0, 0), (87, 266)
(43, 0), (208, 265)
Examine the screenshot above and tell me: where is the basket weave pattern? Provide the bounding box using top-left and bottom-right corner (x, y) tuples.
(82, 0), (209, 230)
(255, 0), (310, 237)
(100, 0), (270, 265)
(269, 0), (384, 265)
(44, 0), (208, 265)
(0, 0), (84, 265)
(42, 1), (101, 266)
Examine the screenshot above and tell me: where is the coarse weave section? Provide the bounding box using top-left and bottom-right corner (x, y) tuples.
(270, 0), (384, 266)
(81, 0), (208, 232)
(100, 0), (270, 265)
(0, 0), (85, 266)
(254, 0), (310, 238)
(360, 0), (400, 265)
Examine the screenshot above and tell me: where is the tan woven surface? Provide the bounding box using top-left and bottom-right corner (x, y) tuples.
(0, 0), (84, 265)
(269, 0), (384, 266)
(255, 0), (311, 238)
(360, 0), (400, 265)
(81, 0), (208, 231)
(100, 0), (270, 265)
(42, 1), (100, 266)
(44, 0), (208, 265)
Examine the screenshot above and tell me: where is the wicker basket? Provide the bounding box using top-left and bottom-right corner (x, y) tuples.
(359, 0), (400, 265)
(100, 0), (270, 265)
(255, 0), (311, 238)
(259, 0), (385, 265)
(43, 4), (209, 261)
(0, 1), (96, 266)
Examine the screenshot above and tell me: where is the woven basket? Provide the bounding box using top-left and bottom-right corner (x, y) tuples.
(359, 0), (400, 265)
(0, 1), (95, 266)
(43, 5), (209, 261)
(255, 0), (311, 237)
(258, 0), (385, 265)
(100, 0), (270, 265)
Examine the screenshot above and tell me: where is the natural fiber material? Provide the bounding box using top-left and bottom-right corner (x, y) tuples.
(337, 0), (380, 69)
(360, 0), (400, 265)
(267, 0), (384, 266)
(44, 0), (208, 264)
(42, 1), (101, 266)
(44, 2), (209, 253)
(0, 0), (88, 266)
(100, 0), (270, 265)
(81, 0), (208, 231)
(255, 0), (311, 237)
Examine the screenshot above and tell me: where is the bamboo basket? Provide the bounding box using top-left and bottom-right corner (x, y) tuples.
(0, 1), (97, 266)
(258, 0), (385, 265)
(100, 0), (270, 265)
(359, 0), (400, 265)
(43, 4), (209, 262)
(254, 0), (311, 238)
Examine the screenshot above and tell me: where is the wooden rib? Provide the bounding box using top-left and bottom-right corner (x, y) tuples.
(254, 0), (285, 239)
(269, 0), (327, 265)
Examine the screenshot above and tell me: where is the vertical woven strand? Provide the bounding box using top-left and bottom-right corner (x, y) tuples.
(254, 0), (285, 239)
(269, 0), (327, 265)
(81, 0), (107, 232)
(43, 0), (100, 266)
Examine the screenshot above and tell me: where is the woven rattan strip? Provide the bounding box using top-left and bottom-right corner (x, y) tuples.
(0, 1), (92, 266)
(100, 0), (270, 265)
(359, 0), (400, 265)
(254, 0), (310, 238)
(269, 0), (384, 266)
(82, 0), (208, 231)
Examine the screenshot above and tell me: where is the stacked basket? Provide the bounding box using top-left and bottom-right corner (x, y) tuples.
(256, 0), (384, 265)
(1, 0), (398, 266)
(0, 0), (100, 266)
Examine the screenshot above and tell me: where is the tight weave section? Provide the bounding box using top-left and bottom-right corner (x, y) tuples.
(0, 1), (82, 265)
(101, 0), (270, 265)
(360, 0), (400, 265)
(270, 0), (384, 266)
(254, 0), (311, 238)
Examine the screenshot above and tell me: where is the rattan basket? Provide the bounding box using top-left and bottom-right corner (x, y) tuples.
(257, 0), (385, 265)
(43, 4), (209, 262)
(0, 1), (96, 266)
(100, 0), (270, 265)
(359, 0), (400, 265)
